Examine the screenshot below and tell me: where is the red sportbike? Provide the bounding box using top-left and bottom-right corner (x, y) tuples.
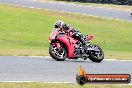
(49, 28), (104, 62)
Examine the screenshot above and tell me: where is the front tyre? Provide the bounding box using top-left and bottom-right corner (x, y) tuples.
(89, 45), (104, 63)
(49, 44), (67, 61)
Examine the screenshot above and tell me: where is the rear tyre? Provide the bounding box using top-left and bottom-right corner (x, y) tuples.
(89, 45), (104, 63)
(49, 44), (67, 61)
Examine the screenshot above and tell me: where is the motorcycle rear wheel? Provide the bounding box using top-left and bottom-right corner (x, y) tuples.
(88, 45), (104, 63)
(49, 44), (67, 61)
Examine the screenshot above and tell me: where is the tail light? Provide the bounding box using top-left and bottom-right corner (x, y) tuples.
(85, 34), (94, 41)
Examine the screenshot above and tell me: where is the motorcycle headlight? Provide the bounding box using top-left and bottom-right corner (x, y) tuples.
(51, 34), (56, 40)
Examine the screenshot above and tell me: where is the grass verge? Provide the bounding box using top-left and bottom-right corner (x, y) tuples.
(0, 83), (132, 88)
(70, 2), (132, 11)
(38, 0), (132, 11)
(0, 4), (132, 59)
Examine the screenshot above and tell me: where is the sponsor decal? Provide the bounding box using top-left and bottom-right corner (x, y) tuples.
(76, 66), (131, 85)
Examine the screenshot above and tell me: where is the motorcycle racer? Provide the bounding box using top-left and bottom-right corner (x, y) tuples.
(49, 20), (104, 62)
(54, 20), (86, 46)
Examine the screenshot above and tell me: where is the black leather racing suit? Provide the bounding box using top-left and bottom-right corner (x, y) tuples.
(63, 24), (86, 46)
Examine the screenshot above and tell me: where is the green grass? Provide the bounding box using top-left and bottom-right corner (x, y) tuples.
(0, 4), (132, 59)
(0, 83), (132, 88)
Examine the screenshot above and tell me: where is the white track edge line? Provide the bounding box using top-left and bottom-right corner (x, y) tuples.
(0, 81), (72, 83)
(105, 59), (132, 61)
(17, 56), (132, 61)
(0, 81), (132, 85)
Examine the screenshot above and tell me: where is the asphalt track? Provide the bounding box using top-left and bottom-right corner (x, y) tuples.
(0, 0), (132, 22)
(0, 56), (132, 84)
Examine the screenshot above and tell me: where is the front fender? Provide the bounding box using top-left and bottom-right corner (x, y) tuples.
(56, 35), (77, 58)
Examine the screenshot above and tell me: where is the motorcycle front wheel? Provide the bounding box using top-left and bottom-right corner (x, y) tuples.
(49, 44), (67, 61)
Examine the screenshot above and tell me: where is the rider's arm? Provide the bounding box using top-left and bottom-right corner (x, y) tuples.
(71, 29), (83, 37)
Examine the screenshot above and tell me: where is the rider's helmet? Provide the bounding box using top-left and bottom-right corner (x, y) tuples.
(54, 20), (64, 28)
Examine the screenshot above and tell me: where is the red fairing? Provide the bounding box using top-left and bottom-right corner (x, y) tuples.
(49, 28), (77, 58)
(57, 35), (77, 58)
(49, 28), (60, 42)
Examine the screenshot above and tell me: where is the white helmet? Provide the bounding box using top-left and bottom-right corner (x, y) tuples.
(54, 20), (64, 28)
